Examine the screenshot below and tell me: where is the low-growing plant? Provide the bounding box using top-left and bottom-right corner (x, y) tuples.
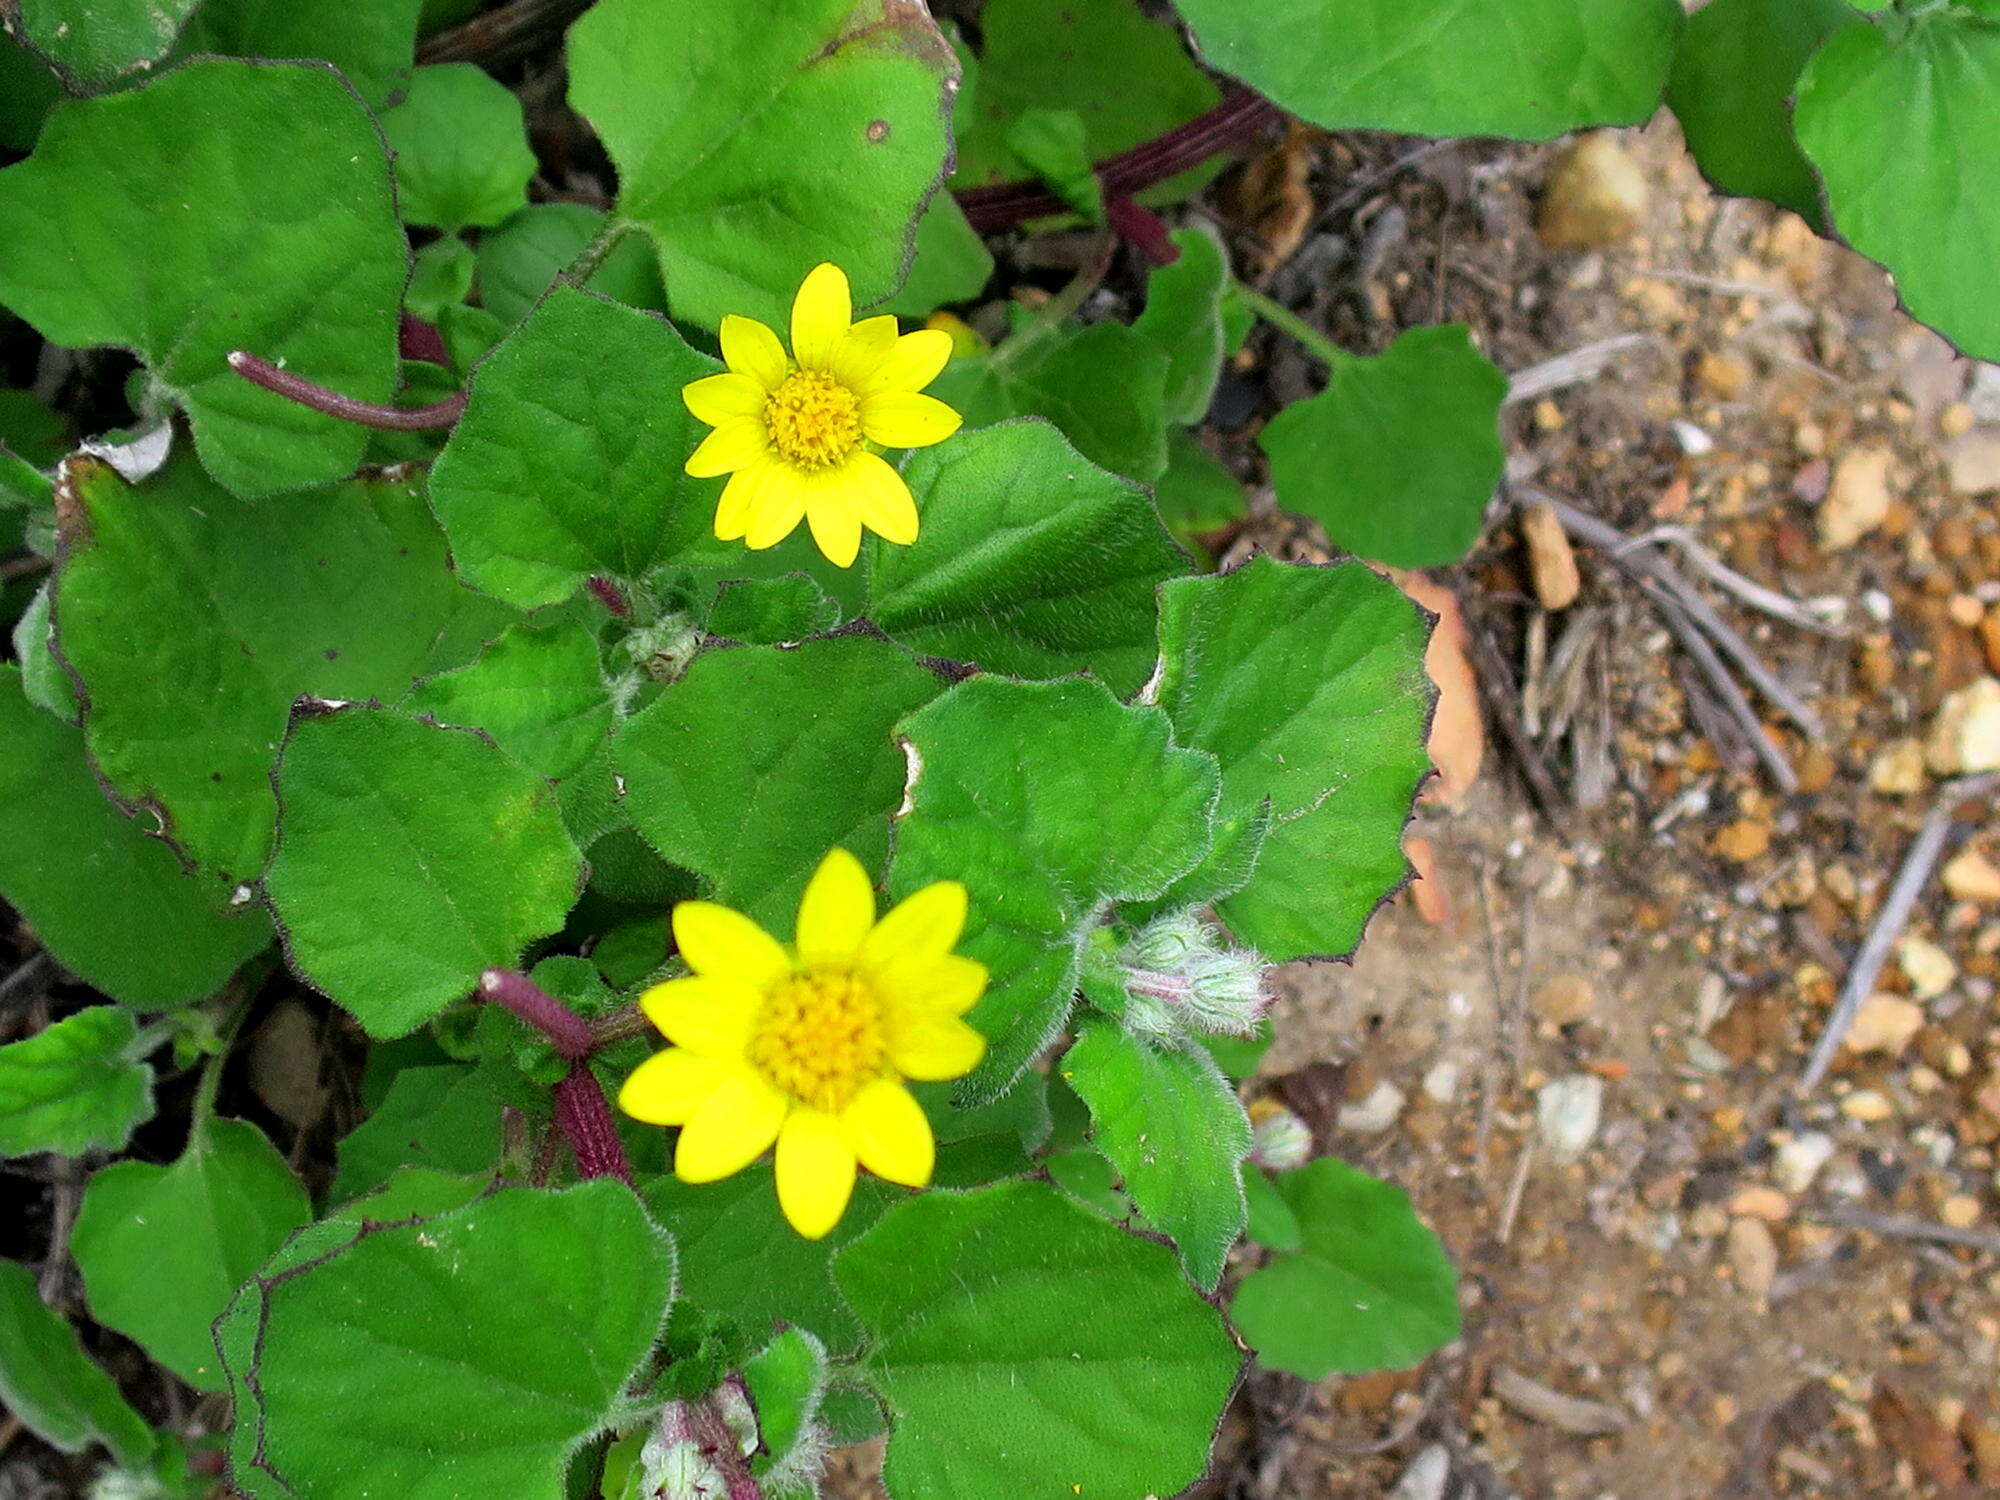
(0, 0), (1991, 1495)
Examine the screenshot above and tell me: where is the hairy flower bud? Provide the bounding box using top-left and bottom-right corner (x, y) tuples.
(1115, 912), (1270, 1041)
(1247, 1097), (1312, 1171)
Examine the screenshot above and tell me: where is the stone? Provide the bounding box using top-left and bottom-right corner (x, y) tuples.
(1536, 1073), (1604, 1164)
(1845, 993), (1925, 1055)
(1841, 1089), (1895, 1123)
(1727, 1185), (1792, 1222)
(1713, 819), (1771, 862)
(1773, 1132), (1836, 1195)
(1421, 1060), (1460, 1105)
(1817, 446), (1895, 551)
(1945, 427), (2000, 497)
(1538, 133), (1648, 250)
(1337, 1080), (1406, 1135)
(1897, 934), (1958, 998)
(1696, 350), (1751, 401)
(1944, 848), (2000, 903)
(1870, 738), (1929, 795)
(1389, 1444), (1451, 1500)
(1927, 677), (2000, 774)
(1520, 500), (1581, 610)
(1533, 973), (1596, 1027)
(1941, 1195), (1981, 1230)
(1726, 1216), (1779, 1300)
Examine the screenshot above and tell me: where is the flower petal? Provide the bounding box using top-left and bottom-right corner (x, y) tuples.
(845, 451), (919, 546)
(830, 314), (899, 388)
(794, 847), (875, 966)
(715, 456), (775, 541)
(860, 391), (962, 450)
(861, 879), (968, 965)
(871, 952), (988, 1019)
(774, 1107), (857, 1239)
(839, 1077), (933, 1187)
(863, 328), (953, 394)
(745, 469), (809, 551)
(804, 468), (864, 568)
(720, 314), (788, 388)
(685, 417), (769, 478)
(618, 1047), (738, 1125)
(683, 371), (766, 426)
(791, 263), (851, 372)
(672, 901), (792, 987)
(885, 1010), (986, 1082)
(637, 974), (761, 1057)
(675, 1071), (787, 1183)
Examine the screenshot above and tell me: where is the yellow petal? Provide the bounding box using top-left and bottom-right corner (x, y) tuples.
(804, 468), (864, 569)
(683, 372), (766, 426)
(860, 391), (962, 450)
(830, 314), (899, 388)
(872, 952), (988, 1019)
(715, 457), (775, 542)
(675, 1071), (787, 1183)
(861, 880), (967, 965)
(864, 328), (953, 394)
(886, 1010), (986, 1082)
(637, 974), (761, 1057)
(672, 901), (792, 987)
(745, 469), (809, 551)
(684, 418), (769, 478)
(791, 262), (851, 372)
(618, 1047), (736, 1125)
(795, 847), (875, 966)
(839, 1078), (933, 1187)
(774, 1107), (857, 1239)
(845, 451), (919, 546)
(720, 314), (788, 388)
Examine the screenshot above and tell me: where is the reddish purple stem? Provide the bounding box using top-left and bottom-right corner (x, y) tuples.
(1105, 196), (1180, 266)
(480, 968), (595, 1058)
(586, 575), (632, 618)
(226, 351), (468, 431)
(553, 1064), (634, 1185)
(399, 311), (450, 366)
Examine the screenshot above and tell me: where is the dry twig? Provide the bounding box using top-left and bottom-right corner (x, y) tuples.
(1808, 1206), (2000, 1258)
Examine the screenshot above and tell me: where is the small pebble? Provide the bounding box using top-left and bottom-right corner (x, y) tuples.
(1537, 1073), (1605, 1164)
(1941, 1195), (1982, 1230)
(1336, 1080), (1406, 1135)
(1840, 1089), (1895, 1123)
(1897, 934), (1958, 999)
(1726, 1216), (1779, 1300)
(1773, 1132), (1836, 1195)
(1844, 993), (1925, 1056)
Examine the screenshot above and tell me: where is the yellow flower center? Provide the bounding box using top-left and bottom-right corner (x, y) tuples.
(762, 369), (863, 472)
(746, 969), (885, 1113)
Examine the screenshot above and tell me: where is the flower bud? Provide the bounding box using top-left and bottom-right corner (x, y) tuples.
(1247, 1097), (1312, 1171)
(1115, 912), (1270, 1041)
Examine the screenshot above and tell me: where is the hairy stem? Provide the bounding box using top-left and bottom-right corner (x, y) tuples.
(1233, 285), (1356, 370)
(553, 1064), (633, 1185)
(226, 352), (468, 431)
(479, 968), (595, 1058)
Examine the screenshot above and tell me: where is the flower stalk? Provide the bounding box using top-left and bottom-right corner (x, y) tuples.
(225, 351), (469, 431)
(479, 968), (632, 1184)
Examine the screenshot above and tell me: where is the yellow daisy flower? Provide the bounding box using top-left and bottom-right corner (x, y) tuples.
(680, 263), (963, 568)
(618, 848), (988, 1239)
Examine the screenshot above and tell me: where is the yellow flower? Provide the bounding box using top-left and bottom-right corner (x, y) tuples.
(680, 263), (963, 568)
(618, 848), (988, 1239)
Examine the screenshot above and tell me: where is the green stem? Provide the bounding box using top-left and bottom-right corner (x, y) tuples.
(995, 229), (1117, 367)
(190, 997), (253, 1128)
(1234, 285), (1356, 371)
(563, 220), (636, 289)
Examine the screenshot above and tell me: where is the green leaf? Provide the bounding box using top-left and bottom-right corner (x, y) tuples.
(406, 234), (477, 321)
(13, 584), (78, 722)
(879, 198), (993, 318)
(0, 1259), (153, 1467)
(1666, 0), (1862, 222)
(615, 633), (943, 929)
(328, 1166), (491, 1223)
(0, 667), (270, 1008)
(951, 0), (1219, 196)
(381, 63), (536, 231)
(405, 618), (614, 782)
(0, 60), (406, 498)
(1063, 1020), (1250, 1291)
(930, 321), (1172, 482)
(704, 574), (841, 644)
(1229, 1159), (1460, 1378)
(474, 204), (666, 325)
(1175, 0), (1682, 140)
(1795, 11), (2000, 361)
(835, 1180), (1240, 1500)
(744, 1327), (830, 1479)
(0, 386), (67, 468)
(331, 1065), (503, 1201)
(0, 34), (63, 151)
(54, 453), (513, 887)
(1134, 223), (1230, 424)
(222, 1182), (674, 1500)
(430, 285), (720, 607)
(0, 1007), (154, 1158)
(1154, 429), (1244, 556)
(643, 1170), (889, 1359)
(1260, 324), (1506, 568)
(863, 421), (1186, 696)
(891, 676), (1219, 1097)
(72, 1116), (310, 1391)
(1152, 557), (1432, 961)
(265, 706), (584, 1037)
(173, 0), (425, 109)
(1001, 107), (1102, 220)
(1242, 1166), (1301, 1251)
(11, 0), (201, 87)
(567, 0), (956, 330)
